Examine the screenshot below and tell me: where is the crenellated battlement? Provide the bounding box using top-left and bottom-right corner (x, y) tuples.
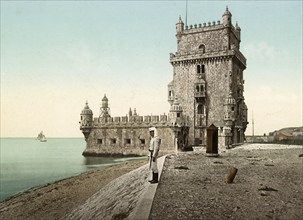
(92, 113), (169, 128)
(183, 20), (223, 34)
(182, 22), (240, 38)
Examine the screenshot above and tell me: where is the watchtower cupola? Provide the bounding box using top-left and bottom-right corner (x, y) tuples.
(235, 21), (241, 43)
(222, 6), (232, 27)
(80, 101), (93, 127)
(176, 16), (184, 43)
(100, 94), (110, 118)
(176, 16), (184, 34)
(80, 101), (93, 140)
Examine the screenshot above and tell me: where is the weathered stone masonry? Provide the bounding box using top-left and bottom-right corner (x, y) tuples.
(80, 7), (248, 156)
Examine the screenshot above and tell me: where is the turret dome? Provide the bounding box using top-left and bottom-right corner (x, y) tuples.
(102, 94), (108, 102)
(223, 6), (232, 16)
(177, 15), (184, 24)
(81, 101), (93, 115)
(222, 6), (232, 27)
(101, 94), (109, 109)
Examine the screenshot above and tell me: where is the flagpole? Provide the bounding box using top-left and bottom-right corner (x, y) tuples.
(185, 0), (188, 26)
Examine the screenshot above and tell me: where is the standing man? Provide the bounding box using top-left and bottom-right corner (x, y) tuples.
(148, 127), (160, 184)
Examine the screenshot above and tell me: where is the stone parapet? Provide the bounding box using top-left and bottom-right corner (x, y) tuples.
(93, 114), (169, 128)
(184, 22), (224, 34)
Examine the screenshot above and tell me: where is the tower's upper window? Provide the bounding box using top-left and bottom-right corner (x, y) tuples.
(198, 104), (204, 114)
(197, 64), (205, 74)
(198, 44), (205, 53)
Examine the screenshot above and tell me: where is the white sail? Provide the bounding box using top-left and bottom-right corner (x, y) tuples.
(37, 131), (47, 142)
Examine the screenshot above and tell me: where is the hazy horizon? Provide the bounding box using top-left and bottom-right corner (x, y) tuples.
(1, 1), (302, 137)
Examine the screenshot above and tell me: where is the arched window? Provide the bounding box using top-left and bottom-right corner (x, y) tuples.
(198, 44), (205, 53)
(201, 64), (205, 73)
(200, 85), (204, 91)
(198, 104), (204, 114)
(197, 65), (201, 74)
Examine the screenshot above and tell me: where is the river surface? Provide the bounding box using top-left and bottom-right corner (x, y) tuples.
(0, 138), (144, 202)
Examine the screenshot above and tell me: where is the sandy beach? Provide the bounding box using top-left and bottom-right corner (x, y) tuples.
(0, 144), (302, 220)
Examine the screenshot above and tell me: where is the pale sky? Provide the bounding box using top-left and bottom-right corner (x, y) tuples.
(1, 1), (302, 137)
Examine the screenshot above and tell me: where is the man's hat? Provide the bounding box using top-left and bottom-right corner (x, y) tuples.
(149, 127), (156, 132)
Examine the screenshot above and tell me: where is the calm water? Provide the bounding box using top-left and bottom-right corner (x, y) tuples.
(0, 138), (145, 202)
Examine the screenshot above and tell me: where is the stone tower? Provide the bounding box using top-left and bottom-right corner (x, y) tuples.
(168, 7), (248, 148)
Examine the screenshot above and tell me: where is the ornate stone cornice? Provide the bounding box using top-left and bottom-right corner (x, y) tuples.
(170, 49), (246, 67)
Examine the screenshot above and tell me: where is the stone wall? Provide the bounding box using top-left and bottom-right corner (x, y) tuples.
(205, 59), (230, 127)
(83, 126), (175, 156)
(178, 25), (228, 54)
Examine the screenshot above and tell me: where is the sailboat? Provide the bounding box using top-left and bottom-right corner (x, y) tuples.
(37, 131), (47, 142)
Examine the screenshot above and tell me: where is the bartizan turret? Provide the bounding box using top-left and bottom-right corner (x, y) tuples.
(168, 96), (189, 152)
(176, 16), (184, 43)
(167, 81), (174, 105)
(169, 96), (185, 126)
(222, 6), (232, 27)
(80, 101), (93, 140)
(223, 92), (236, 148)
(242, 101), (248, 132)
(235, 21), (241, 45)
(224, 91), (236, 126)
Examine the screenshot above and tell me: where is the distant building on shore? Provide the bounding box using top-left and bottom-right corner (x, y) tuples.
(80, 7), (248, 156)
